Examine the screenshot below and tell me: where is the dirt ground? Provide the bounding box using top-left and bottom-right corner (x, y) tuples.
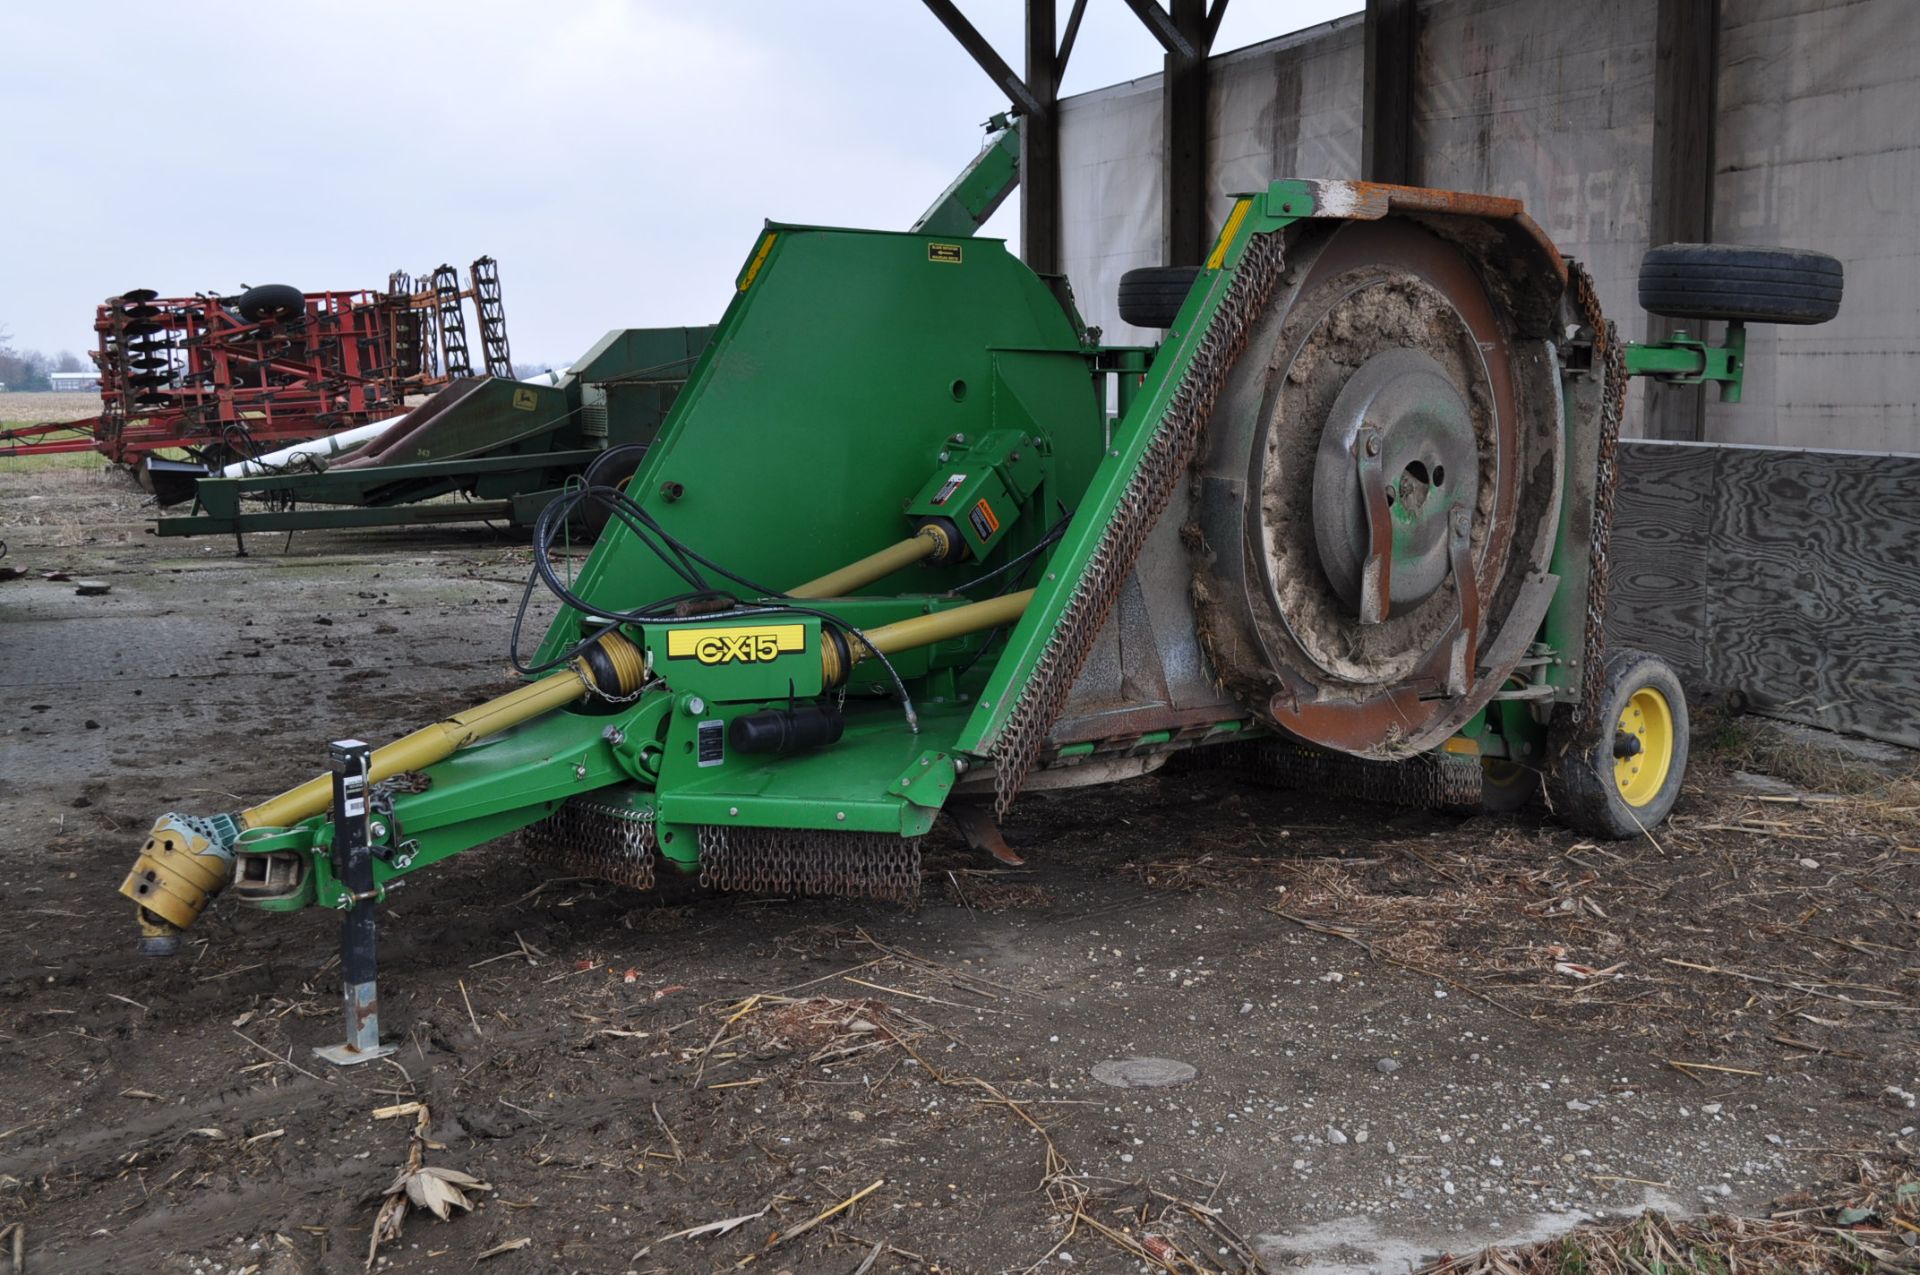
(2, 464), (1916, 1275)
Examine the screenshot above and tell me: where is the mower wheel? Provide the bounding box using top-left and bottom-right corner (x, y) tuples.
(1548, 648), (1689, 839)
(235, 284), (306, 323)
(579, 443), (651, 538)
(1479, 758), (1537, 813)
(1118, 266), (1201, 329)
(1638, 244), (1842, 325)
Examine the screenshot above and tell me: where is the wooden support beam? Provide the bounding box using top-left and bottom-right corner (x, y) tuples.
(1161, 0), (1211, 266)
(920, 0), (1045, 117)
(1205, 0), (1232, 50)
(1022, 0), (1062, 275)
(1362, 0), (1416, 184)
(1057, 0), (1089, 75)
(1121, 0), (1198, 58)
(1644, 0), (1720, 442)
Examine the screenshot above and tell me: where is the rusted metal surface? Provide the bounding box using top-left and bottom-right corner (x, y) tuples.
(945, 799), (1025, 865)
(1293, 180), (1567, 289)
(1, 262), (510, 463)
(1192, 210), (1568, 759)
(1355, 427), (1394, 624)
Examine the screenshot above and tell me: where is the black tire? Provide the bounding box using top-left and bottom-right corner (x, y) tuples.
(1548, 648), (1689, 839)
(1479, 759), (1538, 814)
(578, 443), (651, 538)
(1638, 244), (1842, 325)
(234, 284), (306, 323)
(1118, 266), (1201, 329)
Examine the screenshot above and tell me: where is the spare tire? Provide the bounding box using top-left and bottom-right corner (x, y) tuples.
(1638, 244), (1842, 325)
(578, 443), (651, 539)
(1117, 266), (1201, 329)
(234, 284), (306, 323)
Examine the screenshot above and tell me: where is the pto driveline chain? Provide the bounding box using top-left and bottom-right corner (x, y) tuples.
(696, 826), (921, 904)
(519, 798), (657, 890)
(989, 231), (1291, 819)
(1567, 262), (1626, 729)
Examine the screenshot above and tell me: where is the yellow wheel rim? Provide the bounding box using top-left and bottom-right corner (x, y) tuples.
(1614, 686), (1674, 806)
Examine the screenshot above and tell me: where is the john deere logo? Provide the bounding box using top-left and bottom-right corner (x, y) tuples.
(511, 388), (538, 411)
(666, 624), (806, 665)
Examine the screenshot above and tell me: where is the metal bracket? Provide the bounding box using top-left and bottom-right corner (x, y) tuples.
(1355, 428), (1393, 624)
(1444, 509), (1479, 698)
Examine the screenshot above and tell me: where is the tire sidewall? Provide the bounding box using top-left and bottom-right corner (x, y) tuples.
(1582, 649), (1690, 837)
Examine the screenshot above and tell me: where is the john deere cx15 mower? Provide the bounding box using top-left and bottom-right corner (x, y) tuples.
(118, 177), (1840, 1061)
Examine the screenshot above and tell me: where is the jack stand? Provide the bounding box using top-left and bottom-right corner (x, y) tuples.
(314, 739), (396, 1067)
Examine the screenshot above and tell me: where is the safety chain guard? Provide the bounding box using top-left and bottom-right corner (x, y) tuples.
(697, 825), (921, 904)
(520, 798), (657, 891)
(1566, 261), (1626, 731)
(989, 231), (1292, 819)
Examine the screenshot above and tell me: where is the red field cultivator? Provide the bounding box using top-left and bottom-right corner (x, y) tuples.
(0, 259), (512, 468)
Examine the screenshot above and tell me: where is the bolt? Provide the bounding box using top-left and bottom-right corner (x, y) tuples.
(952, 433), (967, 444)
(602, 726), (625, 746)
(835, 811), (847, 822)
(938, 451), (950, 462)
(370, 821), (387, 840)
(573, 762), (588, 779)
(728, 806), (739, 817)
(686, 695), (706, 716)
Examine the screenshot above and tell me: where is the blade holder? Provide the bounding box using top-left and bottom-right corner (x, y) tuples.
(314, 739), (396, 1067)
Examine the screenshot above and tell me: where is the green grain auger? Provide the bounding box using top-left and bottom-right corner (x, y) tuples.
(118, 176), (1840, 1053)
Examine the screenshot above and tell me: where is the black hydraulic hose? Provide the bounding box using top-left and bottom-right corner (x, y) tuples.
(509, 484), (924, 730)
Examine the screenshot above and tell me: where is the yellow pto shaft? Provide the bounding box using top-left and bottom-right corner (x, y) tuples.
(120, 542), (1025, 950)
(820, 589), (1032, 686)
(788, 524), (955, 599)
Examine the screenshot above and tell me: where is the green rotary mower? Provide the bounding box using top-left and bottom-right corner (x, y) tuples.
(117, 175), (1839, 1058)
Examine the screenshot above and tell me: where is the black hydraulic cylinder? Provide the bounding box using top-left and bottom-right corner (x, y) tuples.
(728, 704), (846, 756)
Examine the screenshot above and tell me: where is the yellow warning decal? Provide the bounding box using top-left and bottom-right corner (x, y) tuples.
(927, 242), (964, 264)
(511, 387), (538, 411)
(1205, 198), (1254, 271)
(968, 498), (1000, 540)
(666, 623), (806, 665)
(737, 232), (778, 292)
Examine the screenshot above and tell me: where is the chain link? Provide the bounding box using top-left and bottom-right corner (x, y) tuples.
(519, 798), (657, 890)
(989, 231), (1292, 819)
(1566, 261), (1627, 730)
(697, 825), (921, 904)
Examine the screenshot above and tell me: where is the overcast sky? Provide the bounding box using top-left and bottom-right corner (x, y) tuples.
(0, 1), (1358, 365)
